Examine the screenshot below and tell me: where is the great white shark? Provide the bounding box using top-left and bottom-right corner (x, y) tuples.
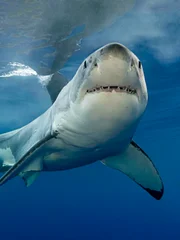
(0, 42), (164, 200)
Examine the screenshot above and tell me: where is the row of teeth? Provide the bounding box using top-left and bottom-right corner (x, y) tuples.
(86, 86), (136, 94)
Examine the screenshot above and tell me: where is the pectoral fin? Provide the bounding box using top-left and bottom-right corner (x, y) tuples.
(101, 141), (164, 200)
(0, 134), (53, 186)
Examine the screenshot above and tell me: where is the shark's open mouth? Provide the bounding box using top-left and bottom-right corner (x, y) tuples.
(86, 86), (137, 94)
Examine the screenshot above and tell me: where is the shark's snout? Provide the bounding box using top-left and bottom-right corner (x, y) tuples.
(101, 43), (131, 62)
(85, 43), (134, 91)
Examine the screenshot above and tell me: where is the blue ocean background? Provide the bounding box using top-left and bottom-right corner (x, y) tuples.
(0, 1), (179, 239)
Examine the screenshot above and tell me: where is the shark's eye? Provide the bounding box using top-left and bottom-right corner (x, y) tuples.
(131, 59), (134, 67)
(138, 61), (141, 69)
(84, 60), (87, 68)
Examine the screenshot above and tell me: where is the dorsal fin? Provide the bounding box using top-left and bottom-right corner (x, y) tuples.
(39, 72), (68, 103)
(46, 72), (68, 103)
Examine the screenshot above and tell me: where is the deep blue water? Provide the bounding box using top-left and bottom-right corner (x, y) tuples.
(0, 1), (180, 240)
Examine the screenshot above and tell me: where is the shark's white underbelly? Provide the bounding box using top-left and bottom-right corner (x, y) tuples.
(39, 131), (132, 171)
(42, 92), (140, 171)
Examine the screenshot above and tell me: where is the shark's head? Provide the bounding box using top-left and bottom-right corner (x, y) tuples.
(72, 43), (147, 100)
(67, 43), (148, 144)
